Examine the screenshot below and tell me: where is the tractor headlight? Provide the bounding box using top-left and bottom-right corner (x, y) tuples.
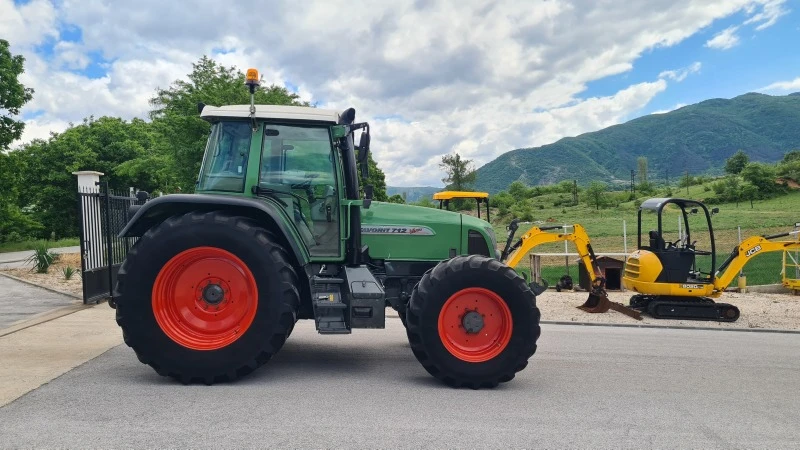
(484, 226), (497, 251)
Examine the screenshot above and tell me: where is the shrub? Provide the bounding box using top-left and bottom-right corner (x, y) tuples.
(26, 244), (58, 274)
(62, 266), (76, 280)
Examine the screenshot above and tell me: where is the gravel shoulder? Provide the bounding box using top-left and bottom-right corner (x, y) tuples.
(536, 289), (800, 330)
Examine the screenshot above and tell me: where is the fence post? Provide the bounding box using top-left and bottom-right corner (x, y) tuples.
(623, 220), (627, 254)
(73, 171), (105, 267)
(738, 226), (743, 277)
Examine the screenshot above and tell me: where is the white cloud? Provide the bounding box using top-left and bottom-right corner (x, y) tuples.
(0, 0), (58, 48)
(658, 62), (702, 82)
(705, 26), (741, 50)
(743, 0), (789, 30)
(3, 0), (791, 186)
(758, 77), (800, 93)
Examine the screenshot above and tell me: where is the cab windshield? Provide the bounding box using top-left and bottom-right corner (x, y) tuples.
(197, 121), (252, 192)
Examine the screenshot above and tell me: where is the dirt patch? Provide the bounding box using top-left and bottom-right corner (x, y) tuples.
(777, 178), (800, 189)
(2, 253), (82, 297)
(537, 289), (800, 330)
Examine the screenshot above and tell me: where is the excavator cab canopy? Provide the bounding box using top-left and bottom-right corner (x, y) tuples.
(637, 197), (719, 282)
(434, 191), (490, 221)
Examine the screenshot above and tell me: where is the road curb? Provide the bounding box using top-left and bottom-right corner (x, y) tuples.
(0, 303), (91, 338)
(0, 271), (82, 300)
(538, 319), (800, 334)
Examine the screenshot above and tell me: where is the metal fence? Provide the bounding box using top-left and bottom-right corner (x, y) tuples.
(77, 181), (145, 304)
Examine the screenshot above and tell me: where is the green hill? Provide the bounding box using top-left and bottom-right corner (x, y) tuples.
(475, 92), (800, 193)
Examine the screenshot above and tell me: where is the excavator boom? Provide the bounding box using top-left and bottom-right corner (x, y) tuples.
(713, 231), (800, 291)
(502, 222), (641, 320)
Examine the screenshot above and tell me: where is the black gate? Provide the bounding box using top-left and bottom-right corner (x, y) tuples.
(77, 181), (144, 304)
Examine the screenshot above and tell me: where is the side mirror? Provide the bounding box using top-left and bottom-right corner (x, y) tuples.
(691, 208), (698, 214)
(712, 207), (720, 215)
(364, 184), (373, 209)
(357, 129), (370, 180)
(358, 131), (370, 162)
(135, 191), (150, 203)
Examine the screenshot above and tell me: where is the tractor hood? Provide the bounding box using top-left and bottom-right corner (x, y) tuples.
(361, 202), (496, 261)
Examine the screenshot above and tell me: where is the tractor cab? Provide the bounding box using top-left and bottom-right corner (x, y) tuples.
(629, 198), (719, 285)
(433, 191), (490, 221)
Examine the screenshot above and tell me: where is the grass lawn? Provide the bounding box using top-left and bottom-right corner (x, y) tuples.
(0, 238), (80, 254)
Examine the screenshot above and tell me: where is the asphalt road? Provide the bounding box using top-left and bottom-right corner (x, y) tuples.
(0, 275), (79, 330)
(1, 320), (799, 449)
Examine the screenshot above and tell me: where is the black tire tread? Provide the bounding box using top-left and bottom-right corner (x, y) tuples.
(114, 210), (300, 384)
(406, 255), (541, 389)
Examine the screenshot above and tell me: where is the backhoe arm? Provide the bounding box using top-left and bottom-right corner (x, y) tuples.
(502, 222), (642, 320)
(504, 224), (603, 285)
(714, 232), (800, 290)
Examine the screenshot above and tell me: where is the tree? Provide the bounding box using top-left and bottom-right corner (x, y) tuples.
(777, 150), (800, 183)
(585, 181), (607, 210)
(724, 150), (749, 175)
(16, 116), (160, 238)
(387, 194), (405, 204)
(740, 162), (778, 195)
(741, 184), (758, 208)
(358, 152), (388, 202)
(439, 153), (477, 191)
(637, 156), (648, 184)
(0, 39), (38, 242)
(782, 150), (800, 164)
(439, 152), (477, 209)
(148, 56), (309, 192)
(507, 181), (530, 199)
(0, 39), (34, 150)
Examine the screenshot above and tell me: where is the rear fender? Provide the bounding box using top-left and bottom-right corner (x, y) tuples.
(119, 194), (309, 267)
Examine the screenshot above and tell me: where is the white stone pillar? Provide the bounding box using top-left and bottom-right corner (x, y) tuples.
(73, 171), (105, 269)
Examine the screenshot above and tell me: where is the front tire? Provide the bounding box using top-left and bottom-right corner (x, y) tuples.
(405, 255), (541, 388)
(114, 211), (300, 384)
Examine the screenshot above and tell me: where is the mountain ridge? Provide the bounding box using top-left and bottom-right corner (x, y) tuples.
(474, 92), (800, 193)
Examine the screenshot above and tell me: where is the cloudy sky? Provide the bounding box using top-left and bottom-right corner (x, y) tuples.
(2, 0), (798, 187)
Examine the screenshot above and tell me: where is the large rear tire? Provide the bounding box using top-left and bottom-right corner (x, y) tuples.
(114, 211), (300, 384)
(405, 255), (540, 388)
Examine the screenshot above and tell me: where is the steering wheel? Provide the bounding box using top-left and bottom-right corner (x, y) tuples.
(666, 239), (680, 250)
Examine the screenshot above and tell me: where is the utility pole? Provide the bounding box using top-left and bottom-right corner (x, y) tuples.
(573, 179), (578, 205)
(685, 170), (689, 195)
(630, 169), (635, 196)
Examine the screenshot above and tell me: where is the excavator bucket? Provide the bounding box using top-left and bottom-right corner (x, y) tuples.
(578, 288), (643, 320)
(529, 279), (549, 296)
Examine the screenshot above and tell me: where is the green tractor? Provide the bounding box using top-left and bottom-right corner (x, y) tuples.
(114, 69), (541, 388)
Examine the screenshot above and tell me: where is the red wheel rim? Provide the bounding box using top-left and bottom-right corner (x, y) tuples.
(152, 247), (258, 351)
(437, 287), (513, 363)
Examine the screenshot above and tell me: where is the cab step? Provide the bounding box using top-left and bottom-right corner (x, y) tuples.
(311, 274), (350, 334)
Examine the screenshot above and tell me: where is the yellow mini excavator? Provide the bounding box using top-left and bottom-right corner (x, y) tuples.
(623, 198), (800, 322)
(500, 220), (642, 320)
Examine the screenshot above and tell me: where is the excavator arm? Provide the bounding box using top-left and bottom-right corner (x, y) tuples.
(713, 231), (800, 291)
(501, 222), (642, 320)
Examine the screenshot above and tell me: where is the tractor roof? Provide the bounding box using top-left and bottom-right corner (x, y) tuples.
(200, 104), (341, 123)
